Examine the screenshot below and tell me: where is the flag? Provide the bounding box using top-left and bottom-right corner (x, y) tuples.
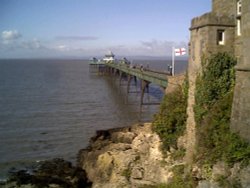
(174, 48), (186, 56)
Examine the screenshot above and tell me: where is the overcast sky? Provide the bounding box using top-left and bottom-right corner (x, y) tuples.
(0, 0), (211, 59)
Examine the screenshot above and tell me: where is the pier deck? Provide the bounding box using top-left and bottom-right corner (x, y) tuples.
(90, 61), (170, 105)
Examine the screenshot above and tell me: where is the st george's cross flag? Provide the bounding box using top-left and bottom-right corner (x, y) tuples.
(171, 47), (186, 76)
(174, 48), (186, 56)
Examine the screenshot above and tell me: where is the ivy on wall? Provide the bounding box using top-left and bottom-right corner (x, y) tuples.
(194, 52), (250, 166)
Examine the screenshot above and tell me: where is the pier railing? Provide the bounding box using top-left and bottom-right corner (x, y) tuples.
(89, 61), (169, 105)
(105, 63), (168, 88)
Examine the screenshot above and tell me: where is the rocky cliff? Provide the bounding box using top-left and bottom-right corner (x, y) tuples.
(4, 122), (249, 187)
(77, 123), (181, 188)
(77, 122), (250, 188)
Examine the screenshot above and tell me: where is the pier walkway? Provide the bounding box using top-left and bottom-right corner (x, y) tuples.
(89, 61), (170, 105)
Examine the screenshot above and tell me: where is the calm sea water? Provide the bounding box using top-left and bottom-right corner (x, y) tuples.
(0, 59), (187, 180)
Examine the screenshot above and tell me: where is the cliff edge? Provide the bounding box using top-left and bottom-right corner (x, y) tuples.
(77, 123), (181, 188)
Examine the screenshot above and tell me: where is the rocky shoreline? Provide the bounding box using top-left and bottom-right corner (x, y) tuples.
(77, 123), (175, 188)
(2, 158), (92, 188)
(3, 123), (250, 188)
(3, 123), (175, 188)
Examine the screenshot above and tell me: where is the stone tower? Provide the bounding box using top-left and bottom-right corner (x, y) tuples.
(186, 0), (249, 162)
(231, 0), (250, 143)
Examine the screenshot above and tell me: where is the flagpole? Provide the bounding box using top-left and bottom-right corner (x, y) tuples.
(172, 46), (175, 76)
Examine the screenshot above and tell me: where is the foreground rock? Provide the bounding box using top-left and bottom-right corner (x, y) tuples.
(4, 158), (92, 188)
(78, 123), (175, 188)
(4, 123), (248, 187)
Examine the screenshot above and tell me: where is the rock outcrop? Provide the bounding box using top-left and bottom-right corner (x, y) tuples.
(77, 123), (175, 188)
(4, 123), (249, 188)
(77, 123), (250, 188)
(192, 162), (250, 188)
(4, 158), (92, 188)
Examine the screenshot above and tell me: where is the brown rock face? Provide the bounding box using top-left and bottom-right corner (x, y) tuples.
(77, 123), (173, 188)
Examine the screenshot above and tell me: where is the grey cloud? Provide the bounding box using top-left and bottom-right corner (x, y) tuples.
(2, 30), (22, 41)
(101, 40), (188, 57)
(140, 40), (174, 56)
(141, 40), (174, 49)
(55, 36), (98, 41)
(140, 40), (187, 56)
(20, 38), (47, 50)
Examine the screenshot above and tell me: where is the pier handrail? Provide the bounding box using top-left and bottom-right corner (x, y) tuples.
(105, 63), (168, 88)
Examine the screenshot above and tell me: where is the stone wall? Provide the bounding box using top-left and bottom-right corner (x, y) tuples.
(185, 22), (206, 163)
(186, 3), (236, 162)
(188, 0), (249, 144)
(231, 0), (250, 143)
(212, 0), (235, 17)
(190, 13), (235, 56)
(184, 0), (250, 162)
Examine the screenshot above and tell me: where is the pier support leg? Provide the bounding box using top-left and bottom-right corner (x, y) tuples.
(127, 75), (137, 93)
(108, 66), (112, 75)
(113, 68), (117, 76)
(140, 80), (150, 105)
(127, 75), (132, 93)
(119, 72), (128, 86)
(134, 76), (137, 86)
(119, 71), (123, 85)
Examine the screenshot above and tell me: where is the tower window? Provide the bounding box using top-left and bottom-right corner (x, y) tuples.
(236, 0), (242, 36)
(237, 18), (241, 36)
(217, 30), (225, 45)
(237, 0), (242, 15)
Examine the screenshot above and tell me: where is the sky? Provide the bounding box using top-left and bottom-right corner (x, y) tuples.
(0, 0), (211, 59)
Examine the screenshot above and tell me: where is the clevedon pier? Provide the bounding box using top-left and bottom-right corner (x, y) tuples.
(89, 59), (170, 106)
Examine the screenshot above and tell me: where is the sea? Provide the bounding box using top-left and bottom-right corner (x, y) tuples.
(0, 58), (187, 181)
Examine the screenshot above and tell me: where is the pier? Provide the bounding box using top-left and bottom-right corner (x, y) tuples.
(89, 61), (170, 105)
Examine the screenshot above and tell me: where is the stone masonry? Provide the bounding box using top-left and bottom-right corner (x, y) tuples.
(231, 0), (250, 143)
(186, 0), (249, 163)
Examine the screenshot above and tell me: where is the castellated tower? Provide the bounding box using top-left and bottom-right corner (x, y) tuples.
(186, 0), (249, 163)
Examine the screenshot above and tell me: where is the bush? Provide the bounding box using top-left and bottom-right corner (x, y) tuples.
(153, 75), (188, 151)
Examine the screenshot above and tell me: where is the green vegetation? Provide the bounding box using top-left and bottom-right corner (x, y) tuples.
(121, 168), (132, 180)
(151, 74), (191, 187)
(170, 148), (186, 161)
(153, 75), (188, 151)
(194, 52), (250, 166)
(140, 165), (195, 188)
(165, 165), (196, 188)
(139, 183), (168, 188)
(216, 175), (241, 188)
(194, 52), (236, 124)
(151, 52), (249, 187)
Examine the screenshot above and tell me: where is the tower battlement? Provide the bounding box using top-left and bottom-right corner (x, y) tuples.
(190, 13), (235, 30)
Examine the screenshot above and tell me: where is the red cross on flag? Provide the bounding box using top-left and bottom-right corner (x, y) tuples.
(174, 48), (186, 56)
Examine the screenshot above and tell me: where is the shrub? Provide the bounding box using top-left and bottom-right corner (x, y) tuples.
(153, 75), (188, 151)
